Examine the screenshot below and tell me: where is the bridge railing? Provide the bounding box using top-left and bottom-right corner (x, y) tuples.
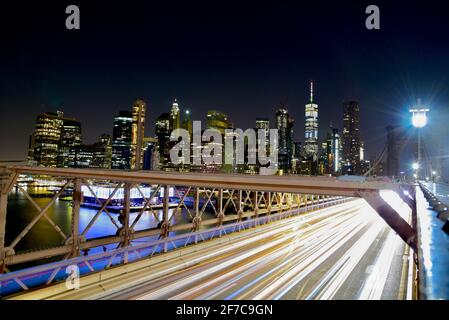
(0, 167), (344, 285)
(0, 197), (348, 297)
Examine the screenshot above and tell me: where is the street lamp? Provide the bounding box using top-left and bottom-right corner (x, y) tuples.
(409, 99), (429, 180)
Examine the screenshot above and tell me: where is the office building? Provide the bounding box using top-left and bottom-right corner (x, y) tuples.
(31, 111), (81, 168)
(112, 110), (133, 170)
(206, 110), (228, 135)
(342, 100), (361, 175)
(276, 108), (293, 171)
(170, 99), (181, 131)
(304, 81), (319, 159)
(155, 113), (171, 169)
(57, 118), (82, 167)
(131, 99), (146, 170)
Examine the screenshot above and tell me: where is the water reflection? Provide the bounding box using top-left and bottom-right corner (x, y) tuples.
(6, 189), (214, 255)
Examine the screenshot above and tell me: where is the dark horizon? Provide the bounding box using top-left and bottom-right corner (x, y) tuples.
(1, 0), (449, 177)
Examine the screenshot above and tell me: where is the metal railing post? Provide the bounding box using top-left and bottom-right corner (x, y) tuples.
(0, 189), (7, 273)
(69, 178), (82, 258)
(237, 190), (243, 223)
(218, 188), (224, 236)
(161, 185), (170, 249)
(0, 167), (16, 273)
(267, 192), (272, 215)
(253, 191), (259, 217)
(194, 187), (200, 243)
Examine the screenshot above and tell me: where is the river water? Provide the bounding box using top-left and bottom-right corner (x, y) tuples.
(5, 188), (211, 257)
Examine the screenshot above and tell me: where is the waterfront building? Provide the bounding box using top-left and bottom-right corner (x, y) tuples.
(57, 118), (82, 167)
(31, 111), (81, 168)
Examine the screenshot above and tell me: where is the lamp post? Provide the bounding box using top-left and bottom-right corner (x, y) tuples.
(409, 99), (429, 181)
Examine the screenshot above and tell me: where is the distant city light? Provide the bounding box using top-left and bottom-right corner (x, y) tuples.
(412, 162), (420, 170)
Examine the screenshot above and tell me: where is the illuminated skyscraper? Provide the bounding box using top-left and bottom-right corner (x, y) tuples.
(58, 118), (82, 167)
(155, 113), (171, 169)
(256, 118), (270, 153)
(206, 110), (228, 135)
(68, 134), (111, 169)
(92, 134), (112, 169)
(32, 111), (81, 168)
(331, 128), (341, 174)
(143, 136), (158, 171)
(131, 99), (146, 170)
(342, 100), (361, 175)
(112, 111), (133, 170)
(170, 99), (181, 131)
(276, 107), (291, 171)
(323, 126), (341, 175)
(304, 81), (319, 159)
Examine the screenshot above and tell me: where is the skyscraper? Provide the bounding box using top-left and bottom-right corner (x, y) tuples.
(206, 110), (228, 135)
(342, 100), (361, 175)
(331, 128), (341, 175)
(32, 111), (81, 168)
(112, 111), (133, 170)
(58, 118), (82, 167)
(69, 134), (112, 169)
(155, 113), (171, 169)
(323, 126), (341, 175)
(292, 141), (302, 173)
(276, 107), (290, 171)
(256, 118), (270, 153)
(143, 137), (158, 171)
(287, 116), (294, 169)
(93, 134), (112, 169)
(304, 81), (319, 159)
(170, 99), (181, 131)
(131, 99), (146, 170)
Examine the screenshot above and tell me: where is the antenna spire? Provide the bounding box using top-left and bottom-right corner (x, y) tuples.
(310, 80), (314, 103)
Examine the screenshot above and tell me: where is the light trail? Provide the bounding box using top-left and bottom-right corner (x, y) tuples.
(15, 198), (409, 301)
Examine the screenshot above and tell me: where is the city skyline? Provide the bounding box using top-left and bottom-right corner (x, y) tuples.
(1, 1), (449, 177)
(2, 0), (449, 304)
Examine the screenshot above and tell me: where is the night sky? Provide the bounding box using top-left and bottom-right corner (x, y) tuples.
(1, 0), (449, 177)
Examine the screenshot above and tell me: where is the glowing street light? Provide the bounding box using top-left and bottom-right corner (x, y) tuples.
(410, 98), (429, 128)
(412, 162), (420, 170)
(409, 99), (429, 181)
(410, 109), (428, 128)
